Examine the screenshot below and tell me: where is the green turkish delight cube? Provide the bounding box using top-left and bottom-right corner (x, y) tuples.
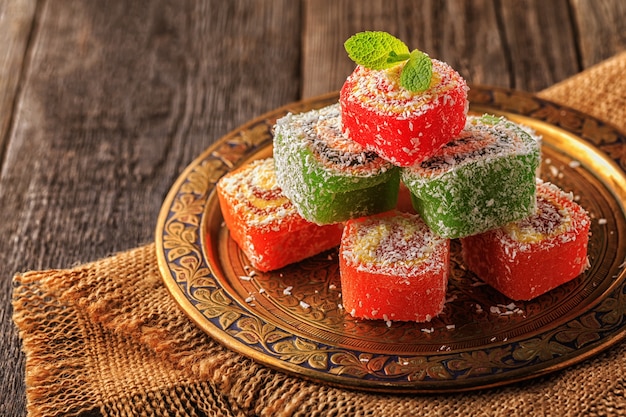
(273, 103), (399, 225)
(401, 114), (541, 238)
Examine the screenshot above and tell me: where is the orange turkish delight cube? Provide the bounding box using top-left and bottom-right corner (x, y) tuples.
(339, 211), (450, 323)
(217, 158), (343, 272)
(461, 180), (591, 300)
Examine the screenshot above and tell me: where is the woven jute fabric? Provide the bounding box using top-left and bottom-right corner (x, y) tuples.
(537, 51), (626, 131)
(12, 51), (626, 417)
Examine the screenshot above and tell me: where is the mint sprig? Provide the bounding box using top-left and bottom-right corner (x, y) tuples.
(344, 31), (409, 70)
(344, 31), (433, 92)
(400, 50), (433, 92)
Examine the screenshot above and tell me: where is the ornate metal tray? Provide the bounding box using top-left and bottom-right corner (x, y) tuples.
(156, 86), (626, 393)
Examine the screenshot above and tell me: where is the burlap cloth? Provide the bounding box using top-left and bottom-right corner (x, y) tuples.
(12, 52), (626, 417)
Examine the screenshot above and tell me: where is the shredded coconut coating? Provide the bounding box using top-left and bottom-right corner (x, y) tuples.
(339, 211), (449, 322)
(460, 180), (591, 300)
(401, 114), (541, 238)
(341, 212), (448, 278)
(273, 103), (400, 224)
(217, 158), (297, 228)
(339, 59), (469, 166)
(406, 115), (540, 179)
(217, 157), (344, 271)
(342, 60), (468, 118)
(496, 179), (590, 253)
(275, 103), (392, 176)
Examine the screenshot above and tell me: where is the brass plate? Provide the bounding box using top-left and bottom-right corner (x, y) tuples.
(156, 87), (626, 393)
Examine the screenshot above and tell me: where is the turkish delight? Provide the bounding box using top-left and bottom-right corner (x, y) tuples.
(339, 211), (450, 322)
(402, 114), (541, 238)
(216, 158), (343, 272)
(461, 180), (591, 300)
(273, 103), (400, 225)
(340, 59), (468, 166)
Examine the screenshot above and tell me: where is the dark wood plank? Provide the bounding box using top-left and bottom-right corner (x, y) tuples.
(0, 2), (38, 416)
(570, 0), (626, 68)
(3, 0), (302, 276)
(0, 1), (301, 415)
(302, 0), (405, 97)
(497, 0), (581, 91)
(0, 0), (36, 153)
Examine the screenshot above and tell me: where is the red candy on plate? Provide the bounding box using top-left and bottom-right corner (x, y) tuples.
(340, 60), (468, 166)
(461, 180), (591, 300)
(339, 211), (450, 323)
(217, 158), (343, 272)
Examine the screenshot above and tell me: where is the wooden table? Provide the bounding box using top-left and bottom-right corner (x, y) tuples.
(1, 1), (624, 415)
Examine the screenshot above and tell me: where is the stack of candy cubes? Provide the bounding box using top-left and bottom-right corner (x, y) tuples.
(216, 32), (591, 323)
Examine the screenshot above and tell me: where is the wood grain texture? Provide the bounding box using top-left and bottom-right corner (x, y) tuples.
(3, 0), (301, 270)
(2, 1), (626, 415)
(570, 0), (626, 67)
(0, 2), (37, 416)
(0, 1), (301, 415)
(302, 0), (510, 97)
(0, 1), (36, 153)
(301, 0), (597, 96)
(497, 0), (581, 91)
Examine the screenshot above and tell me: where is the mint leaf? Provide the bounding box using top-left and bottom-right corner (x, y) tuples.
(344, 31), (410, 70)
(387, 50), (411, 65)
(344, 31), (434, 93)
(400, 49), (433, 92)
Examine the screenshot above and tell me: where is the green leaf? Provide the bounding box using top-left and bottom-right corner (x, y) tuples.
(387, 50), (411, 65)
(344, 31), (410, 70)
(400, 49), (433, 92)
